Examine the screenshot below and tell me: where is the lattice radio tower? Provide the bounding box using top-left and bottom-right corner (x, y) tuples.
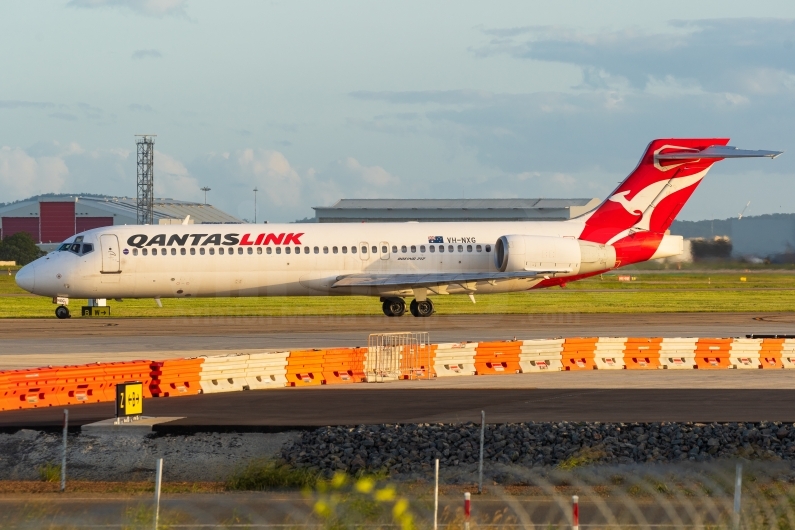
(135, 135), (156, 224)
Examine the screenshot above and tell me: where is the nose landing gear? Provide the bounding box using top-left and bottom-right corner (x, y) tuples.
(55, 306), (71, 319)
(410, 298), (434, 317)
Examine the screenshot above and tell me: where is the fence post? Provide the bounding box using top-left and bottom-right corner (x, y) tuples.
(572, 495), (579, 530)
(734, 462), (743, 530)
(60, 409), (68, 492)
(478, 410), (485, 494)
(464, 491), (471, 530)
(433, 458), (439, 530)
(153, 458), (163, 530)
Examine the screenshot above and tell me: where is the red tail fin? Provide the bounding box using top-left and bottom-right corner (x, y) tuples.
(580, 138), (730, 245)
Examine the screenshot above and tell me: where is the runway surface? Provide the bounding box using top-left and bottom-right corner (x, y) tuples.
(2, 371), (794, 428)
(2, 313), (795, 368)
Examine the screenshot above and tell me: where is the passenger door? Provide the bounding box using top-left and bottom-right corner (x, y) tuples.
(100, 234), (121, 273)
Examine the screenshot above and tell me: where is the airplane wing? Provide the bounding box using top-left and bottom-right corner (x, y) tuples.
(331, 269), (570, 288)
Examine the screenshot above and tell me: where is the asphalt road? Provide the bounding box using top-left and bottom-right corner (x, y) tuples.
(3, 384), (794, 428)
(2, 313), (795, 368)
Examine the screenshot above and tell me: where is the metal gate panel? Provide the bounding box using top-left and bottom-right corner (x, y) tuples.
(366, 332), (431, 382)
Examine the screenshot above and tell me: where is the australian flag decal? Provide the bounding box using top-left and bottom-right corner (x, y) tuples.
(428, 236), (443, 243)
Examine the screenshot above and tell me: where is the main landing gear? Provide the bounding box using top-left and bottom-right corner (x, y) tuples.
(55, 306), (71, 319)
(381, 297), (434, 317)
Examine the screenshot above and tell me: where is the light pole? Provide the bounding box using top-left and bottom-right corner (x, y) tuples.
(200, 186), (211, 205)
(253, 187), (258, 223)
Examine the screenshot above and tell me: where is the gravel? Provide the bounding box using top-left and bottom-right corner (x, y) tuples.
(281, 422), (795, 476)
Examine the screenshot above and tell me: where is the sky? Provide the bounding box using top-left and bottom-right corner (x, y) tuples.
(1, 0), (795, 222)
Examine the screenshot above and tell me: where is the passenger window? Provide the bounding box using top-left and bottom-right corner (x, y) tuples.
(247, 247), (253, 255)
(351, 246), (356, 254)
(439, 245), (444, 253)
(82, 244), (94, 254)
(180, 248), (186, 255)
(457, 245), (463, 252)
(257, 247), (262, 254)
(171, 248), (177, 255)
(372, 246), (377, 254)
(391, 245), (397, 253)
(449, 245), (455, 253)
(342, 246), (348, 254)
(267, 247), (273, 254)
(420, 245), (426, 253)
(285, 247), (291, 254)
(305, 246), (310, 254)
(362, 246), (367, 254)
(466, 245), (472, 252)
(381, 246), (387, 253)
(410, 245), (416, 253)
(190, 248), (196, 255)
(236, 247), (241, 255)
(133, 248), (139, 256)
(401, 245), (407, 253)
(276, 247), (282, 254)
(199, 248), (205, 255)
(430, 245), (435, 253)
(143, 248), (148, 256)
(296, 247), (301, 254)
(209, 248), (215, 255)
(152, 248), (158, 256)
(219, 248), (225, 255)
(314, 246), (319, 254)
(485, 244), (491, 252)
(476, 245), (482, 252)
(333, 246), (338, 254)
(324, 246), (329, 254)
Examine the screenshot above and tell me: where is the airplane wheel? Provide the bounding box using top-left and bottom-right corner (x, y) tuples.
(382, 298), (406, 317)
(416, 299), (434, 317)
(409, 299), (420, 317)
(55, 306), (70, 319)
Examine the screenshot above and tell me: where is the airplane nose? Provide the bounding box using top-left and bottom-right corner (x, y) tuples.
(15, 264), (35, 293)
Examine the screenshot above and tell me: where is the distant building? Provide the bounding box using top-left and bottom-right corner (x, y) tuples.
(671, 213), (795, 258)
(0, 195), (241, 250)
(312, 198), (601, 223)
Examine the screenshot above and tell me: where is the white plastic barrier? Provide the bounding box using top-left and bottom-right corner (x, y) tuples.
(594, 337), (627, 370)
(245, 351), (289, 389)
(199, 353), (250, 393)
(781, 339), (795, 369)
(433, 343), (477, 377)
(519, 339), (563, 372)
(729, 338), (762, 369)
(658, 338), (697, 369)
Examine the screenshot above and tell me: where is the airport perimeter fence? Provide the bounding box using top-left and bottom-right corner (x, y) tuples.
(2, 335), (795, 411)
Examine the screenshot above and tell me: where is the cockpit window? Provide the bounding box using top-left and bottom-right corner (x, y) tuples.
(81, 243), (94, 254)
(58, 243), (71, 251)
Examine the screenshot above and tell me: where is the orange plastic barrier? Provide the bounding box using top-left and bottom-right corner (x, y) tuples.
(1, 367), (61, 410)
(150, 358), (204, 397)
(759, 338), (784, 369)
(54, 364), (109, 406)
(285, 349), (325, 386)
(475, 341), (521, 375)
(623, 338), (662, 369)
(695, 338), (732, 369)
(322, 347), (366, 385)
(561, 337), (598, 371)
(102, 360), (154, 399)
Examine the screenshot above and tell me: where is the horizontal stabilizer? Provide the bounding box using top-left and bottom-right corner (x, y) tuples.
(332, 269), (570, 289)
(656, 145), (782, 160)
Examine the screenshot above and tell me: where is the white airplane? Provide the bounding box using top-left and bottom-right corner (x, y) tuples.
(15, 138), (781, 319)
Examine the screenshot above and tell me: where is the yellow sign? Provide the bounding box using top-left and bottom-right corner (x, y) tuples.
(116, 382), (143, 417)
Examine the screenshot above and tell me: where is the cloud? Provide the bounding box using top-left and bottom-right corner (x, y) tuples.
(131, 49), (163, 60)
(128, 103), (155, 112)
(351, 90), (494, 106)
(340, 157), (400, 188)
(48, 112), (79, 121)
(68, 0), (187, 18)
(153, 151), (200, 200)
(476, 19), (795, 95)
(0, 100), (54, 110)
(0, 146), (69, 201)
